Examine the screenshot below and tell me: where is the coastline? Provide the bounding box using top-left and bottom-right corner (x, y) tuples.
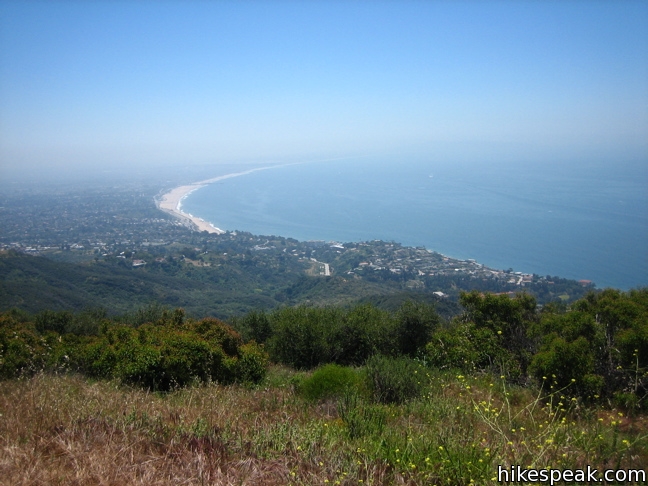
(155, 158), (362, 236)
(157, 183), (223, 233)
(156, 166), (282, 234)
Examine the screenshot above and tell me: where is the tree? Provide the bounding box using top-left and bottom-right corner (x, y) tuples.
(394, 301), (440, 357)
(460, 291), (537, 372)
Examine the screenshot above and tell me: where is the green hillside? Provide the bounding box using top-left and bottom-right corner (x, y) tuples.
(0, 250), (411, 318)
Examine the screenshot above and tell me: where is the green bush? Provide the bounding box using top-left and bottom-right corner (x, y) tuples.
(267, 307), (334, 369)
(241, 310), (273, 344)
(41, 331), (79, 372)
(426, 324), (481, 372)
(529, 336), (603, 398)
(115, 341), (164, 389)
(613, 313), (648, 404)
(81, 338), (118, 378)
(459, 291), (536, 374)
(394, 301), (440, 357)
(329, 304), (394, 365)
(35, 310), (73, 335)
(190, 317), (243, 356)
(426, 322), (520, 378)
(155, 330), (216, 388)
(73, 319), (267, 391)
(298, 363), (360, 402)
(0, 315), (47, 379)
(364, 355), (425, 404)
(234, 342), (269, 384)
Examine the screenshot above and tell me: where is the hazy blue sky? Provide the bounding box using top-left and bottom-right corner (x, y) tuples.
(1, 1), (647, 175)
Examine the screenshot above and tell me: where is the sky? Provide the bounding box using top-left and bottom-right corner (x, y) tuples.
(1, 0), (647, 177)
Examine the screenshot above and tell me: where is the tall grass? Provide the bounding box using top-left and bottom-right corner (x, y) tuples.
(0, 368), (645, 485)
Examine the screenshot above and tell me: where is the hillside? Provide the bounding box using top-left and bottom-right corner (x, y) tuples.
(0, 250), (418, 318)
(0, 289), (646, 484)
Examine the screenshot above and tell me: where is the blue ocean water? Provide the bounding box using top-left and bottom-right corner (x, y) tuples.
(182, 158), (648, 290)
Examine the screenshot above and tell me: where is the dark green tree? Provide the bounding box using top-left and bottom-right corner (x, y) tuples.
(394, 301), (440, 357)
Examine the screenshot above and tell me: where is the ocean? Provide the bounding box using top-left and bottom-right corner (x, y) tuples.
(181, 157), (648, 290)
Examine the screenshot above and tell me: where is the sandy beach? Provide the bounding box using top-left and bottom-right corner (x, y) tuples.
(156, 166), (281, 234)
(157, 183), (224, 233)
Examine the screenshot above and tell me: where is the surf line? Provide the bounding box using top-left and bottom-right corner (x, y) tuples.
(156, 154), (372, 233)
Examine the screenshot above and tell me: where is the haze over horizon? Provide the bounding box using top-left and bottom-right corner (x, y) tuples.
(1, 1), (647, 181)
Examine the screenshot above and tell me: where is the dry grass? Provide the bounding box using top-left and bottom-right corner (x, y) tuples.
(0, 370), (646, 485)
(0, 374), (302, 485)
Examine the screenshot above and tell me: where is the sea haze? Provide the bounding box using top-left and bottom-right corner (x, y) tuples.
(182, 158), (648, 290)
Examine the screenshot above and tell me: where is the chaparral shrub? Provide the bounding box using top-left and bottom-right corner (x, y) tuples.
(298, 363), (361, 402)
(0, 314), (47, 379)
(267, 307), (335, 369)
(234, 341), (269, 384)
(74, 318), (266, 391)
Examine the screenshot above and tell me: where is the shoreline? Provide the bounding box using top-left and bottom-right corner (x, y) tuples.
(157, 183), (222, 233)
(155, 157), (363, 235)
(153, 165), (619, 288)
(156, 166), (283, 234)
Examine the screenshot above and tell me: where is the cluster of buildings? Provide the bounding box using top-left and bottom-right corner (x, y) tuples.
(335, 242), (537, 286)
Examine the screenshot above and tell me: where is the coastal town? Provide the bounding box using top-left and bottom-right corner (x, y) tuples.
(0, 180), (593, 312)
